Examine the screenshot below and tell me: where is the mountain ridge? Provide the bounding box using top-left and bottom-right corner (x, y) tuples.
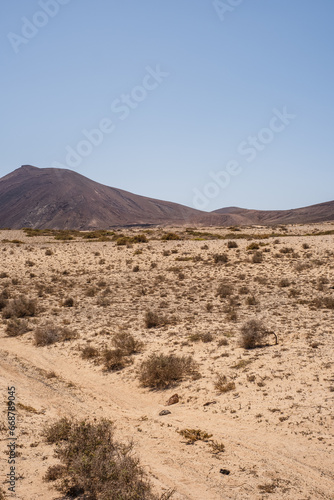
(0, 165), (333, 229)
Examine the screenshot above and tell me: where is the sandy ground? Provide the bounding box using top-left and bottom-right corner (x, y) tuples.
(0, 223), (333, 499)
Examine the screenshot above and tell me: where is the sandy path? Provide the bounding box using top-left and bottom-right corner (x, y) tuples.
(1, 338), (333, 500)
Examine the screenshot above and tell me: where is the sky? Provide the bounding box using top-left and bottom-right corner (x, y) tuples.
(1, 0), (333, 211)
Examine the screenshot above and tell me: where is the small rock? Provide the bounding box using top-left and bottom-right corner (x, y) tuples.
(167, 394), (179, 406)
(159, 410), (171, 416)
(219, 469), (230, 475)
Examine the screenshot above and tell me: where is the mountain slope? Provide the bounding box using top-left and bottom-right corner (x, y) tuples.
(0, 165), (229, 229)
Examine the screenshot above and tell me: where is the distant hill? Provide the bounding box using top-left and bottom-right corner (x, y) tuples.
(0, 165), (332, 229)
(213, 201), (334, 225)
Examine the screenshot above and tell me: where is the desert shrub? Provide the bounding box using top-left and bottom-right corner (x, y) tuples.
(144, 311), (171, 328)
(97, 296), (111, 307)
(247, 242), (260, 250)
(43, 464), (66, 482)
(246, 295), (257, 306)
(189, 332), (213, 343)
(0, 272), (8, 278)
(279, 247), (293, 254)
(216, 283), (233, 299)
(45, 248), (53, 256)
(25, 259), (35, 267)
(161, 232), (180, 241)
(214, 374), (236, 393)
(201, 332), (214, 343)
(239, 320), (276, 349)
(132, 234), (148, 243)
(6, 319), (29, 337)
(213, 253), (228, 264)
(42, 419), (160, 499)
(279, 278), (290, 288)
(302, 243), (310, 249)
(252, 251), (263, 263)
(103, 349), (130, 371)
(81, 345), (99, 360)
(206, 302), (213, 312)
(178, 428), (212, 444)
(0, 487), (6, 500)
(0, 290), (9, 311)
(312, 296), (334, 309)
(238, 285), (250, 295)
(62, 297), (74, 307)
(85, 286), (97, 297)
(133, 265), (140, 272)
(139, 353), (198, 389)
(2, 295), (36, 319)
(112, 332), (143, 355)
(227, 241), (238, 248)
(42, 417), (72, 444)
(34, 322), (77, 346)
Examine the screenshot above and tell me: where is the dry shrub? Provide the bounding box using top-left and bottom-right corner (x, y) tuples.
(42, 417), (72, 444)
(0, 487), (6, 500)
(139, 353), (198, 389)
(43, 418), (162, 499)
(2, 295), (36, 319)
(144, 310), (172, 329)
(81, 345), (99, 360)
(239, 320), (276, 349)
(103, 349), (130, 371)
(214, 374), (236, 393)
(216, 283), (233, 299)
(112, 332), (143, 355)
(247, 242), (260, 250)
(43, 464), (66, 482)
(213, 253), (228, 264)
(252, 251), (263, 263)
(279, 247), (293, 254)
(312, 296), (334, 309)
(6, 319), (29, 337)
(279, 278), (290, 288)
(34, 322), (77, 346)
(85, 286), (97, 297)
(178, 428), (212, 444)
(161, 232), (180, 240)
(227, 241), (238, 248)
(62, 297), (74, 307)
(0, 289), (9, 310)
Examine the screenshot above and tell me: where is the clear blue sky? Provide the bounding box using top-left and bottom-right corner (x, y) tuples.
(1, 0), (333, 211)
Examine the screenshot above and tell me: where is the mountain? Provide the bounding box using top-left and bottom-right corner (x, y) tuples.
(213, 201), (334, 225)
(0, 165), (333, 229)
(0, 165), (228, 229)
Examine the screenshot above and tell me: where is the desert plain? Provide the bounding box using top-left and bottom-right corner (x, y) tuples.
(0, 223), (333, 499)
